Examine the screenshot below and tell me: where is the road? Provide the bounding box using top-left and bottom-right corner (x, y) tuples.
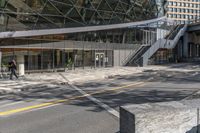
(0, 66), (200, 133)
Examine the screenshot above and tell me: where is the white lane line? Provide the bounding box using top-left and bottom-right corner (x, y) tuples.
(0, 100), (13, 106)
(69, 83), (119, 118)
(60, 74), (120, 118)
(0, 101), (24, 108)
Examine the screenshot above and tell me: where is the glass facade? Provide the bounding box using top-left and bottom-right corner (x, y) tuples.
(0, 0), (159, 31)
(0, 0), (161, 74)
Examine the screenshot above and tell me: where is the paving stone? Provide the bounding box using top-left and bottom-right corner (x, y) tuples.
(120, 100), (200, 133)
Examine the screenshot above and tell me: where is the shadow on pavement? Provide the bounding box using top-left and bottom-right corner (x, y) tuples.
(0, 66), (200, 113)
(68, 68), (200, 112)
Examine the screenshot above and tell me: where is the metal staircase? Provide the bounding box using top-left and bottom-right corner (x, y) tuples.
(142, 24), (187, 66)
(124, 45), (150, 66)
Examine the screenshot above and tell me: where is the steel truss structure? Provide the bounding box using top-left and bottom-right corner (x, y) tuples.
(0, 0), (161, 31)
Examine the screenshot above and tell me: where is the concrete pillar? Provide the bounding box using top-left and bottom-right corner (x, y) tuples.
(191, 44), (195, 57)
(35, 55), (38, 69)
(57, 50), (60, 66)
(194, 44), (197, 57)
(195, 44), (198, 57)
(0, 51), (2, 72)
(189, 43), (192, 57)
(17, 55), (25, 76)
(122, 32), (126, 44)
(183, 32), (189, 58)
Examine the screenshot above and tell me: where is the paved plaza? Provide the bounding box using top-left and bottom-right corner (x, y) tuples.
(0, 63), (200, 133)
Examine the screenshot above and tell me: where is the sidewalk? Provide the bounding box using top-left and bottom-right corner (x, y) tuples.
(24, 67), (144, 84)
(0, 67), (143, 93)
(1, 63), (200, 93)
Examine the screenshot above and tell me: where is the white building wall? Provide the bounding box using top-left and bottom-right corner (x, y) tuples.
(114, 50), (133, 66)
(17, 55), (25, 76)
(157, 28), (169, 40)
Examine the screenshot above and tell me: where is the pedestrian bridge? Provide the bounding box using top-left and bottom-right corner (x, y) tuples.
(0, 17), (167, 39)
(187, 21), (200, 32)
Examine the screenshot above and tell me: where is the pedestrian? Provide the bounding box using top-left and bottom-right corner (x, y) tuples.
(9, 59), (18, 80)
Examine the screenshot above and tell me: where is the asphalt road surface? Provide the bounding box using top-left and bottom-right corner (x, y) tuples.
(0, 66), (200, 133)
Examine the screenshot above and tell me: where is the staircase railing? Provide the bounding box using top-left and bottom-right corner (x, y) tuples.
(142, 24), (187, 66)
(122, 44), (141, 66)
(164, 24), (187, 48)
(122, 37), (156, 66)
(164, 24), (179, 39)
(164, 24), (184, 47)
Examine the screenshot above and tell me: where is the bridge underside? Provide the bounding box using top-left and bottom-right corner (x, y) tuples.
(185, 25), (200, 60)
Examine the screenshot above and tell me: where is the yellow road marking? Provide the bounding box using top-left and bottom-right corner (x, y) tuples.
(0, 82), (145, 116)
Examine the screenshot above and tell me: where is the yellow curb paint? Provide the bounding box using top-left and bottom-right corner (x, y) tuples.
(0, 82), (145, 116)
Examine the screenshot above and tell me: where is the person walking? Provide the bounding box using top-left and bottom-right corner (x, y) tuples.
(9, 59), (18, 80)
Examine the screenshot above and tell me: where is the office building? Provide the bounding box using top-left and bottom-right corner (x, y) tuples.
(166, 0), (200, 23)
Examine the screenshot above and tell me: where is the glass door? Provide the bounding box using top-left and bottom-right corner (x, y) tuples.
(95, 53), (105, 68)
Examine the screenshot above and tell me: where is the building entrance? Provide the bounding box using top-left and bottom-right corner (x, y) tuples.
(95, 53), (105, 68)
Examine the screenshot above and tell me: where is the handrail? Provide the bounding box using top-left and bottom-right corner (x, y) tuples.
(133, 45), (151, 66)
(129, 46), (144, 62)
(164, 24), (178, 39)
(122, 37), (156, 66)
(0, 17), (167, 39)
(134, 55), (143, 67)
(164, 24), (184, 47)
(122, 45), (142, 65)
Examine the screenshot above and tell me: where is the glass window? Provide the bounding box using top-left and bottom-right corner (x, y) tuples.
(169, 8), (173, 12)
(173, 2), (177, 6)
(173, 8), (177, 12)
(173, 14), (177, 18)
